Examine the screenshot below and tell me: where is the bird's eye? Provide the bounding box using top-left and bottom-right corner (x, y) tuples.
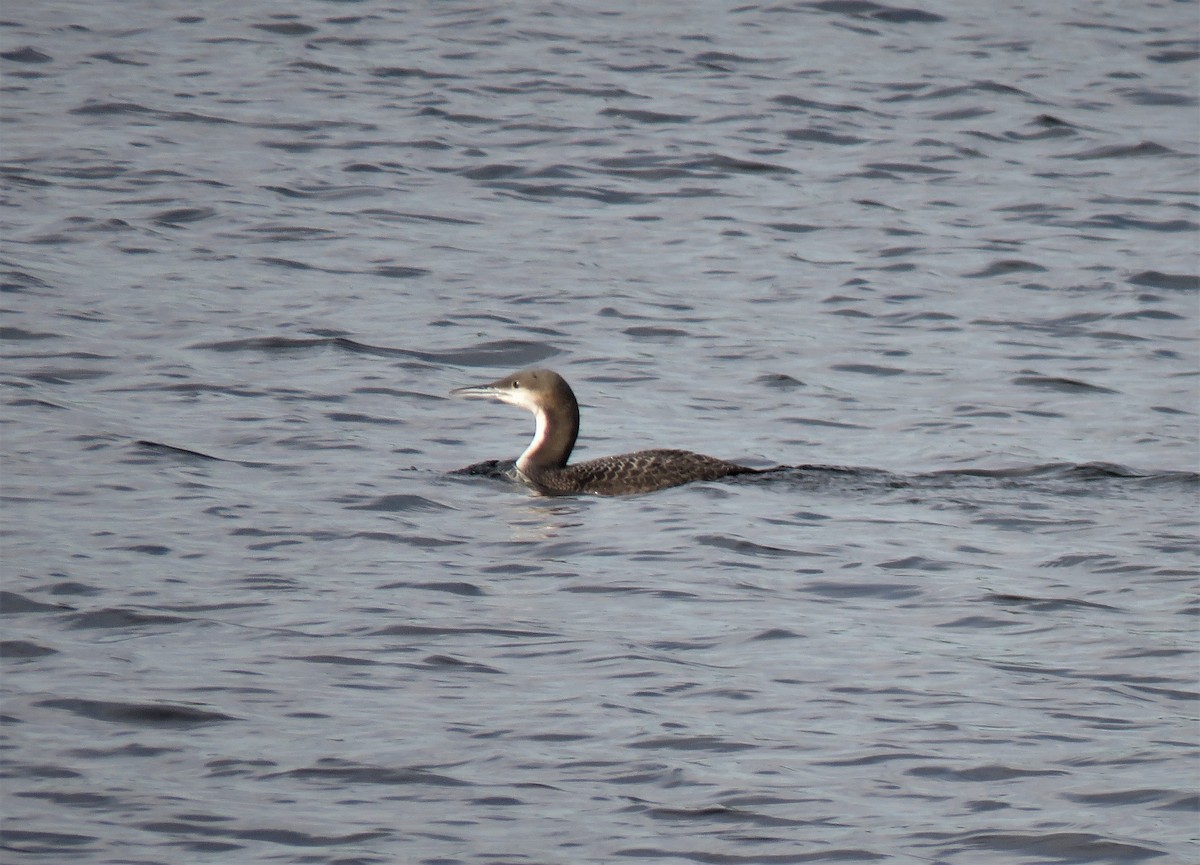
(512, 381), (520, 388)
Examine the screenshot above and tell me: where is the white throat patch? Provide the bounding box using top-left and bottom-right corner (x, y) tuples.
(516, 407), (548, 473)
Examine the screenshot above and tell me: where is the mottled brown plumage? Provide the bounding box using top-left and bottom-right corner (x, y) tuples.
(451, 369), (757, 496)
(524, 448), (756, 496)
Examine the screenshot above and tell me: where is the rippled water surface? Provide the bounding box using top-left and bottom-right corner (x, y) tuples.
(3, 1), (1198, 863)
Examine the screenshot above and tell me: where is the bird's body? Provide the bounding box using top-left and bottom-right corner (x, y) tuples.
(520, 447), (755, 496)
(451, 369), (757, 496)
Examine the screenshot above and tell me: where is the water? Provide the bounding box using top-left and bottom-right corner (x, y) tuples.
(2, 1), (1197, 863)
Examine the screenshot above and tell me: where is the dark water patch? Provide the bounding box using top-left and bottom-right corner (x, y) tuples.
(694, 50), (779, 66)
(189, 334), (559, 368)
(0, 639), (57, 658)
(269, 759), (469, 787)
(90, 51), (149, 67)
(696, 534), (822, 559)
(731, 463), (1196, 502)
(252, 21), (318, 37)
(630, 734), (755, 752)
(372, 264), (431, 279)
(921, 830), (1165, 863)
(0, 828), (97, 853)
(415, 106), (496, 126)
(1, 326), (61, 342)
(906, 81), (1034, 103)
(5, 763), (82, 779)
(1060, 141), (1176, 160)
(360, 208), (481, 225)
(877, 245), (923, 257)
(1118, 87), (1197, 107)
(117, 543), (172, 556)
(459, 162), (528, 180)
(293, 654), (378, 666)
(2, 46), (53, 63)
(1148, 48), (1200, 64)
(0, 169), (54, 190)
(786, 127), (869, 145)
(1041, 552), (1131, 570)
(372, 65), (464, 80)
(16, 790), (122, 808)
(757, 373), (806, 390)
(481, 179), (654, 204)
(1004, 116), (1079, 141)
(1107, 647), (1196, 661)
(37, 698), (236, 727)
(908, 763), (1067, 782)
(65, 607), (194, 629)
(356, 532), (466, 549)
(344, 493), (451, 512)
(325, 411), (404, 425)
(473, 794), (524, 805)
(863, 161), (955, 175)
(0, 268), (51, 291)
(773, 93), (867, 112)
(617, 846), (882, 862)
(133, 440), (276, 470)
(932, 107), (992, 121)
(23, 367), (112, 385)
(371, 623), (555, 639)
(0, 591), (71, 614)
(1157, 794), (1200, 812)
(600, 107), (695, 124)
(120, 380), (270, 398)
(624, 325), (690, 338)
(207, 756), (279, 778)
(260, 183), (383, 201)
(1112, 308), (1185, 321)
(686, 154), (795, 175)
(1128, 270), (1199, 291)
(641, 804), (812, 828)
(1011, 374), (1118, 394)
(765, 221), (821, 233)
(152, 206), (216, 226)
(937, 615), (1016, 629)
(803, 581), (921, 600)
(1064, 788), (1189, 807)
(750, 628), (804, 641)
(379, 580), (485, 596)
(816, 751), (927, 767)
(289, 59), (344, 74)
(69, 100), (235, 126)
(963, 259), (1048, 278)
(830, 363), (905, 376)
(930, 462), (1141, 481)
(805, 1), (946, 24)
(1073, 213), (1196, 233)
(954, 404), (1010, 418)
(257, 254), (372, 272)
(983, 593), (1122, 614)
(563, 584), (701, 600)
(138, 819), (388, 847)
(877, 555), (955, 572)
(419, 653), (503, 674)
(47, 581), (100, 597)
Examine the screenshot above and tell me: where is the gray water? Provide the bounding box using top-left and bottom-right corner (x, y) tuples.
(2, 1), (1198, 863)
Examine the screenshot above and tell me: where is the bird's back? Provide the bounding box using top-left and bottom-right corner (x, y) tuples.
(527, 449), (757, 496)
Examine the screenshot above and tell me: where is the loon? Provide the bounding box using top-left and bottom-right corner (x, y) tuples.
(450, 368), (759, 496)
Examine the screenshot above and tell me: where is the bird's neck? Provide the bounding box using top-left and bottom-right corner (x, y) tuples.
(516, 399), (579, 474)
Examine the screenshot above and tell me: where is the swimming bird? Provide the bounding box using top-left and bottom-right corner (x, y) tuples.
(450, 368), (759, 495)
